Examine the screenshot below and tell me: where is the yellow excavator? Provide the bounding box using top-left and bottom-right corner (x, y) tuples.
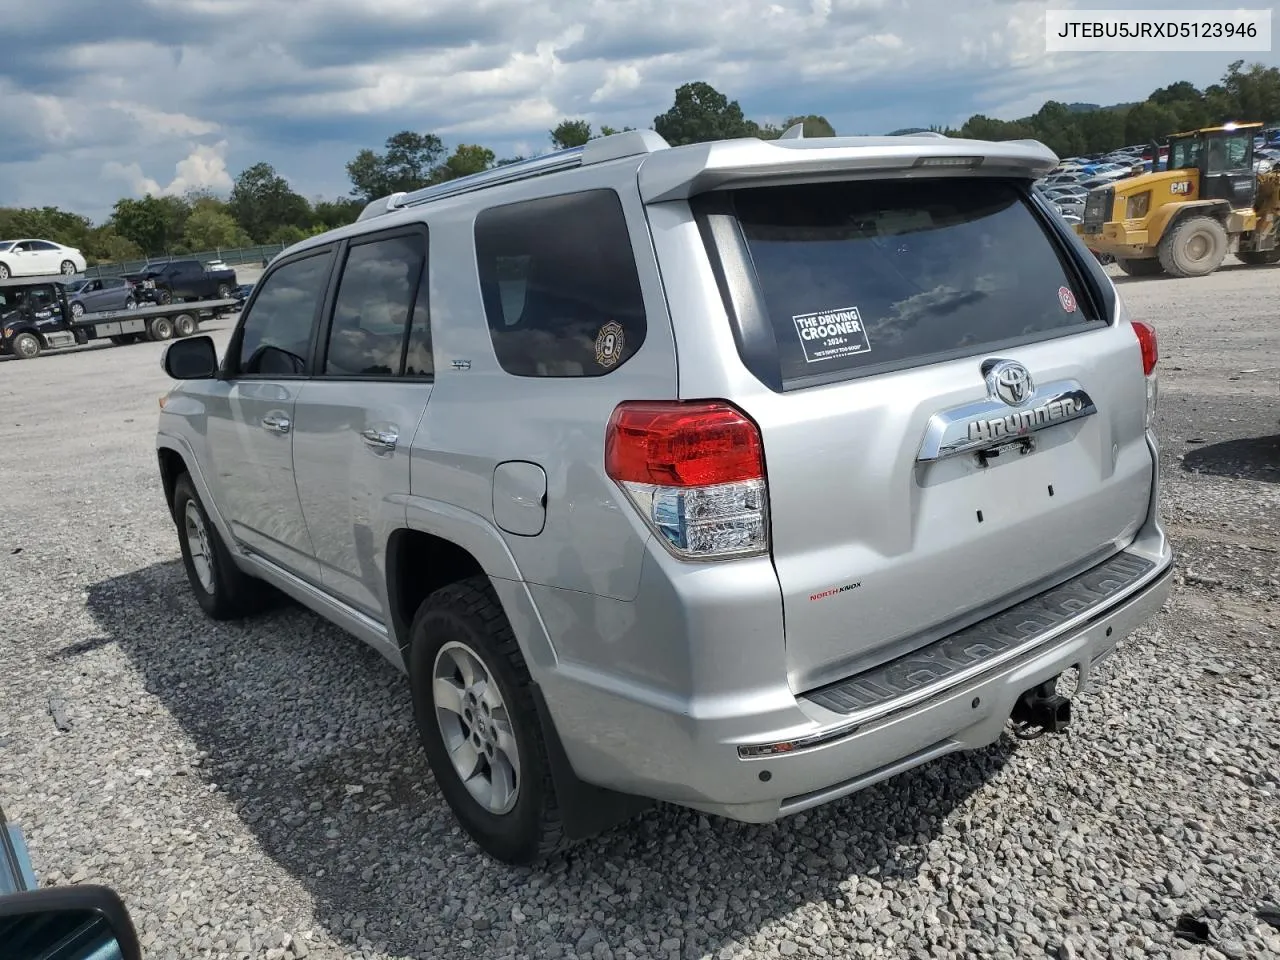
(1074, 121), (1280, 277)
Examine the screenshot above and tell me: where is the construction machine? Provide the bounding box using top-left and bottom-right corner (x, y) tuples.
(1074, 121), (1280, 278)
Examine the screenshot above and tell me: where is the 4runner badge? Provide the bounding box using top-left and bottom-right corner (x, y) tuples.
(916, 372), (1098, 463)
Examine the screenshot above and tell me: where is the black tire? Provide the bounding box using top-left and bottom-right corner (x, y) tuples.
(148, 316), (175, 341)
(408, 575), (568, 865)
(1158, 215), (1229, 277)
(1237, 249), (1280, 265)
(173, 313), (197, 337)
(59, 260), (76, 276)
(172, 473), (275, 620)
(1115, 257), (1164, 277)
(11, 332), (41, 359)
(156, 289), (172, 305)
(216, 283), (231, 299)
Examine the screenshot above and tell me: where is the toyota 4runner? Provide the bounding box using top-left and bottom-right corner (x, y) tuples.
(155, 128), (1174, 864)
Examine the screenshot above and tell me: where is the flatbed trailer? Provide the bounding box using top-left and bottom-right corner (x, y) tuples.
(1, 273), (236, 360)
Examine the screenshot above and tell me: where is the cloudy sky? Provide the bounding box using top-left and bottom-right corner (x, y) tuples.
(2, 0), (1276, 223)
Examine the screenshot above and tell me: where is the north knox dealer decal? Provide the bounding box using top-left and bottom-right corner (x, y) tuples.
(792, 306), (872, 363)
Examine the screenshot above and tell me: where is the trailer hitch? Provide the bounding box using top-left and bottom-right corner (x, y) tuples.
(1009, 677), (1072, 741)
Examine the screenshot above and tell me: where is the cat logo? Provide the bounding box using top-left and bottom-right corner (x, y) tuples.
(1170, 181), (1193, 195)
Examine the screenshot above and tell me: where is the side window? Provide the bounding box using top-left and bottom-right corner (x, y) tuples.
(30, 241), (57, 251)
(235, 251), (330, 376)
(474, 189), (647, 377)
(322, 231), (427, 377)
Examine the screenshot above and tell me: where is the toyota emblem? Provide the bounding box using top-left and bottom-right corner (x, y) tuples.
(985, 359), (1035, 406)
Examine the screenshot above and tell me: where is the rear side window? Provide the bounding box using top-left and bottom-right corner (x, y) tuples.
(474, 189), (647, 377)
(322, 231), (428, 378)
(723, 178), (1102, 388)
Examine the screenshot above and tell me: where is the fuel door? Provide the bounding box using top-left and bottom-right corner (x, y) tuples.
(493, 461), (547, 537)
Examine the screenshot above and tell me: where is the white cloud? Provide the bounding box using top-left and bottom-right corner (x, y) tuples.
(103, 141), (234, 198)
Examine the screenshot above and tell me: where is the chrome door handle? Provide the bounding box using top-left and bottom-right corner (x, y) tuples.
(361, 428), (398, 450)
(261, 413), (291, 434)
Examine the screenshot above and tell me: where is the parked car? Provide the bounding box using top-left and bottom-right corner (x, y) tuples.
(156, 129), (1174, 865)
(128, 259), (238, 304)
(61, 276), (138, 317)
(0, 239), (87, 279)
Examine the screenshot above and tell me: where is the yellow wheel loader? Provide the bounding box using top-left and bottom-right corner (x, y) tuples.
(1074, 122), (1280, 278)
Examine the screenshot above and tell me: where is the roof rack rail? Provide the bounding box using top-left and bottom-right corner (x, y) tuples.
(892, 130), (949, 138)
(356, 128), (670, 221)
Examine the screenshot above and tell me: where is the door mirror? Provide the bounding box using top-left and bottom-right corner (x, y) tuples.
(162, 335), (218, 379)
(0, 885), (142, 960)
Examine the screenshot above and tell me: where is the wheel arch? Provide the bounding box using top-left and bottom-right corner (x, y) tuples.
(155, 435), (237, 550)
(1153, 199), (1233, 241)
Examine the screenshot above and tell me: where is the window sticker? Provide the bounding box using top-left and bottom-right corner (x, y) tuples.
(791, 306), (872, 363)
(595, 321), (625, 368)
(1058, 286), (1077, 313)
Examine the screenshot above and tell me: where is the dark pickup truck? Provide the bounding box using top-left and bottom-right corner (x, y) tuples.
(127, 259), (238, 305)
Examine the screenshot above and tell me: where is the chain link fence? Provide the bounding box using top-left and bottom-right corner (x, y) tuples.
(82, 244), (289, 279)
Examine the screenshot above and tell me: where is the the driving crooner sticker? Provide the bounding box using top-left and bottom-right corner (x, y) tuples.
(595, 321), (624, 368)
(1058, 286), (1077, 313)
(792, 306), (871, 363)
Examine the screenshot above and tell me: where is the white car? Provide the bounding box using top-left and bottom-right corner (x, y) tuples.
(0, 239), (87, 279)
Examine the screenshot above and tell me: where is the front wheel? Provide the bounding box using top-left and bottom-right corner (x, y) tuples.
(1115, 257), (1164, 277)
(173, 313), (197, 337)
(216, 283), (231, 299)
(408, 575), (568, 865)
(1237, 249), (1280, 265)
(11, 332), (41, 359)
(172, 473), (275, 620)
(1158, 215), (1229, 277)
(70, 301), (85, 318)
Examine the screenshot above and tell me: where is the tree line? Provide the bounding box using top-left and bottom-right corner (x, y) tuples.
(3, 59), (1276, 264)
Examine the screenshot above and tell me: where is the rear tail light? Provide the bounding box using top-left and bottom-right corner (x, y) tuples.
(605, 400), (769, 560)
(1132, 319), (1159, 428)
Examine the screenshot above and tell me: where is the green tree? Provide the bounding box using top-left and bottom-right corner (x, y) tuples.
(108, 195), (190, 255)
(183, 206), (250, 250)
(653, 81), (760, 145)
(347, 131), (446, 201)
(436, 144), (496, 180)
(267, 224), (309, 246)
(228, 162), (311, 243)
(311, 197), (364, 230)
(84, 227), (143, 263)
(550, 119), (593, 150)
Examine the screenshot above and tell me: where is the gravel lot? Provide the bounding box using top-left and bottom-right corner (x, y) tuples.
(1, 259), (1278, 960)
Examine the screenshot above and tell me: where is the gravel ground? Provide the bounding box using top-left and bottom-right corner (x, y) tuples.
(1, 258), (1278, 960)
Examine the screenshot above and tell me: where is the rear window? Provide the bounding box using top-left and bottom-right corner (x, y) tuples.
(725, 177), (1103, 387)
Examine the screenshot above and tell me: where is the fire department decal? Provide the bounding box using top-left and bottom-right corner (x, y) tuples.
(595, 321), (624, 368)
(1058, 286), (1077, 313)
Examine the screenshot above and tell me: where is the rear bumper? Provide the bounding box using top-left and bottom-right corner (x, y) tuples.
(539, 530), (1173, 822)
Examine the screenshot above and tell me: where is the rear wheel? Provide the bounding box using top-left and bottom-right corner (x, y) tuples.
(172, 473), (275, 620)
(0, 263), (9, 280)
(173, 313), (197, 337)
(1158, 215), (1229, 278)
(148, 316), (175, 341)
(408, 575), (568, 865)
(11, 332), (41, 359)
(59, 260), (76, 276)
(1237, 249), (1280, 265)
(1115, 257), (1164, 277)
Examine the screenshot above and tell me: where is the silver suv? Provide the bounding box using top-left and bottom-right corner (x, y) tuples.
(156, 128), (1174, 864)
